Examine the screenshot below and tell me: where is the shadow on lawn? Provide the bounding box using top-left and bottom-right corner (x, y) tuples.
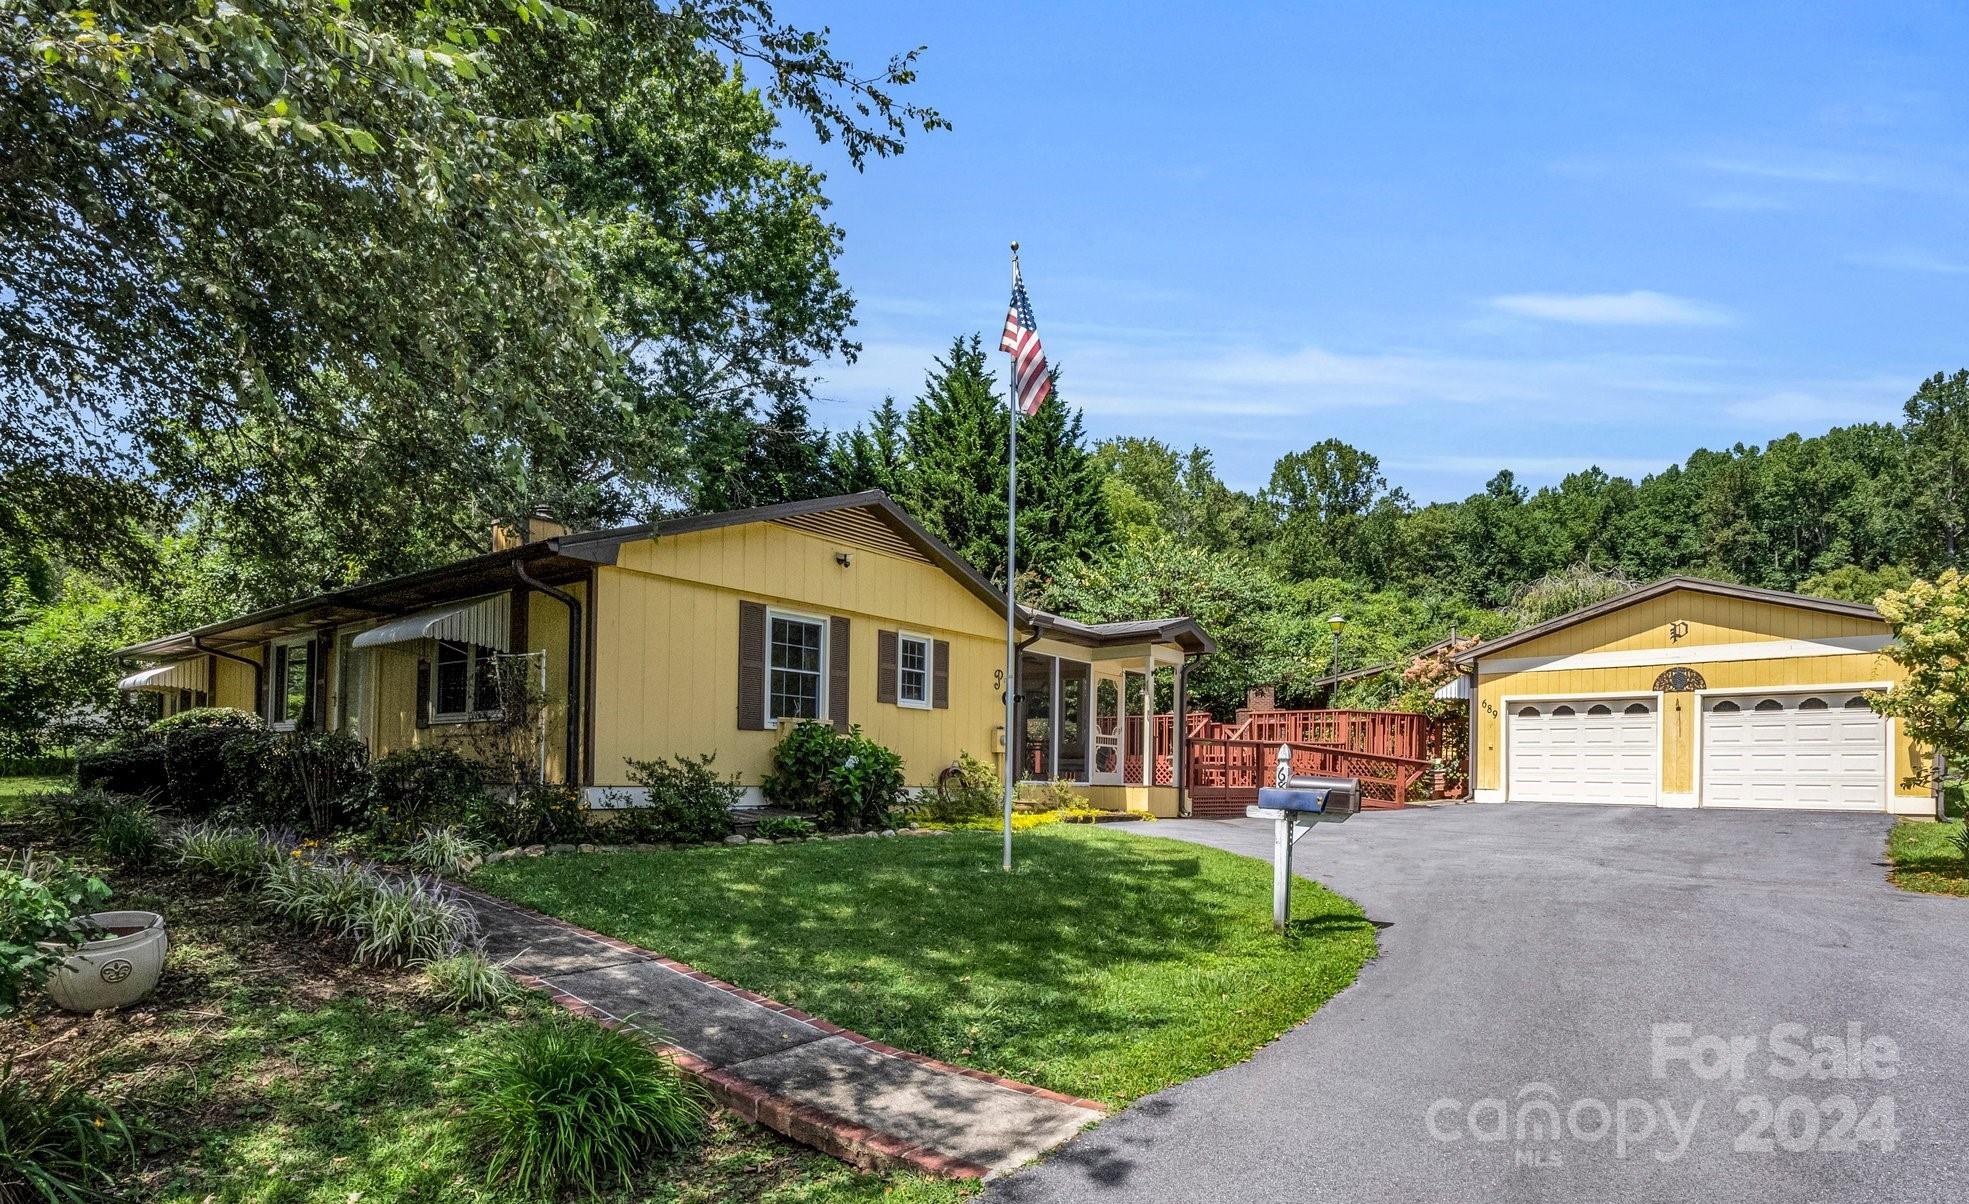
(475, 827), (1378, 1102)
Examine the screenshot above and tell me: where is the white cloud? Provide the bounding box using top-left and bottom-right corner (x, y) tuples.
(1846, 248), (1969, 275)
(1488, 290), (1734, 327)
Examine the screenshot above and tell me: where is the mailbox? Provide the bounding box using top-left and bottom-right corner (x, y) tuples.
(1255, 774), (1362, 818)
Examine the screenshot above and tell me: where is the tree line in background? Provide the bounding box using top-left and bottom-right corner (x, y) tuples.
(3, 0), (1965, 749)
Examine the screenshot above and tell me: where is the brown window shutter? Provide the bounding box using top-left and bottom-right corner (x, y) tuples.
(830, 616), (851, 731)
(933, 640), (951, 709)
(876, 630), (898, 704)
(269, 643), (287, 723)
(737, 601), (767, 730)
(415, 655), (432, 730)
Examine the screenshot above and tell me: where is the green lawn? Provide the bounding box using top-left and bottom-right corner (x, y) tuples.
(2, 797), (966, 1204)
(0, 773), (66, 816)
(1887, 819), (1969, 897)
(472, 826), (1378, 1106)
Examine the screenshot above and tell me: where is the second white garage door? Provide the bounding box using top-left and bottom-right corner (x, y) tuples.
(1507, 698), (1658, 804)
(1701, 692), (1888, 811)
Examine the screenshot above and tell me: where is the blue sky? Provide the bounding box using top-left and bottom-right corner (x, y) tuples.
(779, 1), (1969, 502)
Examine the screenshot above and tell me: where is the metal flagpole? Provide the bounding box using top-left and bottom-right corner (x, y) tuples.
(1002, 241), (1020, 872)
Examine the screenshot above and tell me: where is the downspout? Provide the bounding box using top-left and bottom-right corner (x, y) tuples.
(514, 561), (583, 788)
(193, 637), (263, 717)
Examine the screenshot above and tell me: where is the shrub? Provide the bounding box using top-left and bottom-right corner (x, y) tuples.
(175, 822), (294, 884)
(752, 816), (817, 840)
(460, 1014), (705, 1197)
(613, 754), (739, 843)
(421, 952), (522, 1011)
(472, 783), (586, 849)
(224, 730), (371, 833)
(928, 753), (1000, 822)
(153, 707), (267, 815)
(0, 1060), (135, 1203)
(0, 854), (111, 1018)
(17, 788), (118, 841)
(91, 797), (162, 865)
(343, 875), (475, 967)
(361, 747), (491, 844)
(73, 735), (166, 802)
(1016, 778), (1085, 813)
(402, 826), (489, 876)
(761, 722), (906, 832)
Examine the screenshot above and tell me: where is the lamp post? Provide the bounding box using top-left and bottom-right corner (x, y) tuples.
(1327, 614), (1348, 679)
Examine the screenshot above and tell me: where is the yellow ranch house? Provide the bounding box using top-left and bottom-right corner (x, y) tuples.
(114, 492), (1215, 817)
(1465, 577), (1929, 815)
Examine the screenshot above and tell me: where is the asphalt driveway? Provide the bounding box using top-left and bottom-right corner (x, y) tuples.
(988, 804), (1969, 1204)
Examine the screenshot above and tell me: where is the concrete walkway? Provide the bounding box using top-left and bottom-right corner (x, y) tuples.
(456, 884), (1104, 1179)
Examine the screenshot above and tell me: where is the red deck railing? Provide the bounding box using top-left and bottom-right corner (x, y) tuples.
(1183, 737), (1430, 816)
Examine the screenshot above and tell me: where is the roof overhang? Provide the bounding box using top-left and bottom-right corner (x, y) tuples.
(1463, 576), (1885, 668)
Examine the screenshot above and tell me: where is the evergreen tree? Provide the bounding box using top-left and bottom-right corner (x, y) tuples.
(687, 397), (836, 513)
(893, 335), (1112, 591)
(829, 397), (909, 494)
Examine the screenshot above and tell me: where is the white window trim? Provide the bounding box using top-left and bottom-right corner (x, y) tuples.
(764, 607), (830, 729)
(430, 639), (504, 725)
(270, 637), (313, 732)
(896, 631), (932, 710)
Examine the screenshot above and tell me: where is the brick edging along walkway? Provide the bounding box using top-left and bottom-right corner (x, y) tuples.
(452, 883), (1105, 1178)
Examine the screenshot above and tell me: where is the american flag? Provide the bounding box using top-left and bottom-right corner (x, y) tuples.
(999, 264), (1052, 416)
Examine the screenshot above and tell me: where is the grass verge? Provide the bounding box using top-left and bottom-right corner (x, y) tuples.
(473, 825), (1378, 1106)
(1887, 818), (1969, 897)
(0, 773), (66, 816)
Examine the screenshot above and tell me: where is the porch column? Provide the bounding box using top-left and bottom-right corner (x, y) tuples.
(1174, 654), (1190, 817)
(1140, 652), (1155, 788)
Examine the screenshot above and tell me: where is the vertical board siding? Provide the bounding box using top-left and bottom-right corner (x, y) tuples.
(591, 523), (1017, 788)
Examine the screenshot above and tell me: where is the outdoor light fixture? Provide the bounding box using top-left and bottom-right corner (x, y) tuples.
(1327, 614), (1348, 635)
(1327, 614), (1347, 679)
(834, 551), (854, 568)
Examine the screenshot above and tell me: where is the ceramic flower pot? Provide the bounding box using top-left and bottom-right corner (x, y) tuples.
(42, 911), (168, 1012)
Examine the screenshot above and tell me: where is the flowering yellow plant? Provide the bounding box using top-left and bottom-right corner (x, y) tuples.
(1869, 570), (1968, 795)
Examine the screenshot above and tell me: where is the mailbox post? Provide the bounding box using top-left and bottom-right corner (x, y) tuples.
(1247, 744), (1361, 932)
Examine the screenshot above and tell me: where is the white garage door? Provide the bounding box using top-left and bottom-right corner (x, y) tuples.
(1701, 692), (1887, 811)
(1507, 698), (1658, 804)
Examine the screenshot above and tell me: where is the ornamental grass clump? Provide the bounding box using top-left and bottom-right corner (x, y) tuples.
(91, 797), (162, 866)
(344, 874), (475, 967)
(421, 951), (522, 1011)
(460, 1014), (705, 1198)
(260, 855), (385, 934)
(0, 1060), (135, 1204)
(175, 822), (293, 884)
(402, 826), (488, 876)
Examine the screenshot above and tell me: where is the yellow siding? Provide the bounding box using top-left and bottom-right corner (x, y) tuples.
(357, 582), (586, 783)
(213, 653), (259, 711)
(593, 523), (1013, 788)
(1079, 785), (1181, 817)
(1473, 588), (1920, 799)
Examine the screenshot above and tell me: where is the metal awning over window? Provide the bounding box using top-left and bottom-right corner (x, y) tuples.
(350, 594), (512, 653)
(118, 660), (205, 693)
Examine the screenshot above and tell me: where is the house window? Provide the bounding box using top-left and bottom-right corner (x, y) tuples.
(897, 634), (931, 708)
(768, 612), (827, 724)
(271, 639), (312, 730)
(433, 640), (501, 722)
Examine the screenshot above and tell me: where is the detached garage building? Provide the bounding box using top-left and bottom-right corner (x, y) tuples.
(1466, 577), (1928, 814)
